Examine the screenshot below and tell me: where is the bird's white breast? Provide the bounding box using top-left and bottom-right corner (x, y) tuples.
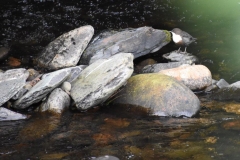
(170, 32), (182, 43)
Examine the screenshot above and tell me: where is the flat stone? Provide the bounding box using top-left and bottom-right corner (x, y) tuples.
(13, 69), (70, 109)
(0, 68), (29, 106)
(79, 27), (171, 64)
(71, 53), (134, 110)
(36, 25), (94, 70)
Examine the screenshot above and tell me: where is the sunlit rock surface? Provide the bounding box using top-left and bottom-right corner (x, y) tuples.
(113, 73), (200, 117)
(0, 107), (29, 121)
(39, 88), (70, 114)
(71, 53), (134, 110)
(79, 27), (171, 65)
(36, 25), (94, 70)
(159, 64), (212, 90)
(0, 68), (29, 106)
(13, 69), (70, 109)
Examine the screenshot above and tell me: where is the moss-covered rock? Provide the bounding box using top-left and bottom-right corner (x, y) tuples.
(113, 73), (200, 117)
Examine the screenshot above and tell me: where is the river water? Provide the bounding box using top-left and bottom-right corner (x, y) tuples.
(1, 0), (240, 159)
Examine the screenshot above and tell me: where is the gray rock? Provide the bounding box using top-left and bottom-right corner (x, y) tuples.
(39, 88), (70, 114)
(216, 79), (230, 89)
(0, 68), (29, 106)
(163, 50), (198, 63)
(65, 65), (87, 83)
(61, 81), (71, 94)
(93, 155), (119, 160)
(212, 81), (240, 101)
(13, 69), (70, 109)
(112, 73), (200, 117)
(79, 26), (171, 65)
(142, 62), (187, 73)
(36, 25), (94, 70)
(0, 107), (29, 121)
(71, 53), (134, 110)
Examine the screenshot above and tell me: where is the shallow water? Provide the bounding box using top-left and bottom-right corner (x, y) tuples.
(1, 0), (240, 159)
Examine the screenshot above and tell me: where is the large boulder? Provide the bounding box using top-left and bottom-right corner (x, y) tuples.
(36, 25), (94, 70)
(13, 69), (70, 109)
(0, 68), (29, 106)
(159, 64), (212, 90)
(79, 26), (171, 65)
(71, 53), (134, 110)
(112, 73), (200, 117)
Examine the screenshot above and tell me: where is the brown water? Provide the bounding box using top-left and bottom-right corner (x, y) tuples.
(1, 0), (240, 159)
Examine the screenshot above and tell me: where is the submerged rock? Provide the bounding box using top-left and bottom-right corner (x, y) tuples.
(0, 47), (10, 61)
(13, 69), (70, 109)
(163, 50), (198, 63)
(71, 53), (134, 110)
(79, 26), (171, 64)
(159, 64), (212, 90)
(0, 107), (29, 121)
(112, 73), (200, 117)
(39, 88), (70, 114)
(36, 25), (94, 70)
(0, 68), (29, 106)
(216, 79), (229, 89)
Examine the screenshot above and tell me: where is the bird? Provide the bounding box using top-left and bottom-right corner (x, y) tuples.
(169, 28), (197, 53)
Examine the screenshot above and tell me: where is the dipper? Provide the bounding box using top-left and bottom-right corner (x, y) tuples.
(170, 28), (197, 53)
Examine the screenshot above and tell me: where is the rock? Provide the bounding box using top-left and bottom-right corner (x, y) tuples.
(27, 68), (41, 81)
(211, 81), (240, 101)
(71, 53), (134, 110)
(13, 69), (70, 109)
(0, 47), (10, 61)
(61, 81), (71, 94)
(39, 88), (70, 114)
(216, 79), (229, 89)
(162, 50), (198, 63)
(0, 107), (29, 121)
(112, 73), (200, 117)
(159, 64), (212, 90)
(36, 25), (94, 70)
(65, 65), (87, 83)
(0, 68), (29, 106)
(142, 62), (187, 73)
(134, 58), (156, 73)
(79, 26), (171, 65)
